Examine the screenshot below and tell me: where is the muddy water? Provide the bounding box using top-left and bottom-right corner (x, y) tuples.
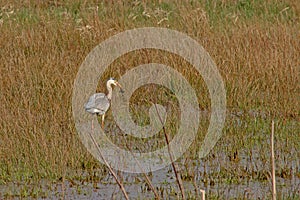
(1, 156), (299, 199)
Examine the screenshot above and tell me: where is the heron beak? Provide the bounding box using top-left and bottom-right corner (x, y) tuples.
(116, 82), (125, 93)
(115, 82), (122, 88)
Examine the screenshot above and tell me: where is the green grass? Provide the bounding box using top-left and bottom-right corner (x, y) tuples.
(203, 0), (296, 27)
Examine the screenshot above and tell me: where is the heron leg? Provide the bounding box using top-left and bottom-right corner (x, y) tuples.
(101, 114), (105, 129)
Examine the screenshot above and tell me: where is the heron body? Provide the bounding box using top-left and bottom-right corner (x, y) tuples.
(85, 93), (110, 115)
(84, 78), (123, 128)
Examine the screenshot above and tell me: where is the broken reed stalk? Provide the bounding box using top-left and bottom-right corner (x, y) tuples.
(61, 177), (65, 199)
(199, 189), (205, 200)
(154, 104), (186, 200)
(90, 120), (130, 200)
(271, 120), (276, 200)
(124, 142), (161, 199)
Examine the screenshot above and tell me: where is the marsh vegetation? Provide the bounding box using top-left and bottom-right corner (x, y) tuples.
(0, 0), (299, 199)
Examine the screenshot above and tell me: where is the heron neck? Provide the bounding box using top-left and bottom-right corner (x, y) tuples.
(106, 84), (113, 100)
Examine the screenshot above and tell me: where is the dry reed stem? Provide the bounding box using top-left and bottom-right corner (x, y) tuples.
(124, 142), (161, 199)
(154, 104), (186, 200)
(200, 189), (205, 200)
(271, 120), (276, 200)
(192, 178), (199, 198)
(90, 120), (129, 200)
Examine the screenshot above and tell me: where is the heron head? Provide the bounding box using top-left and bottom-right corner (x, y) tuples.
(107, 78), (122, 89)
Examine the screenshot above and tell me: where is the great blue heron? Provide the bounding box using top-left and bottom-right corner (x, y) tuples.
(84, 78), (123, 129)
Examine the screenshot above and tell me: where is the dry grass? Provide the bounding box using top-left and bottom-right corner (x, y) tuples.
(0, 0), (299, 185)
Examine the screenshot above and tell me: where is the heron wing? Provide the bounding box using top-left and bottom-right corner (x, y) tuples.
(94, 93), (110, 113)
(85, 93), (110, 114)
(84, 93), (102, 109)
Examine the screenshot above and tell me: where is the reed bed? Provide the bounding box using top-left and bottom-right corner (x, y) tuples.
(0, 0), (299, 198)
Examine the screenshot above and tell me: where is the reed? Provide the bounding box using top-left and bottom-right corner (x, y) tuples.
(89, 123), (129, 200)
(154, 104), (186, 199)
(271, 120), (276, 200)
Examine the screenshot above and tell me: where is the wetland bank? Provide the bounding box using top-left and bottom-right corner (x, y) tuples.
(0, 0), (299, 199)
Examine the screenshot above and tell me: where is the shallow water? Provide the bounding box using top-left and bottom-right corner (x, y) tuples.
(1, 111), (299, 199)
(1, 155), (299, 199)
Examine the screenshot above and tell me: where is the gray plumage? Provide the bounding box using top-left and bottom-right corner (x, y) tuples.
(84, 93), (110, 115)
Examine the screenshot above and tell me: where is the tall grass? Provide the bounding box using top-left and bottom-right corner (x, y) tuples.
(0, 0), (299, 189)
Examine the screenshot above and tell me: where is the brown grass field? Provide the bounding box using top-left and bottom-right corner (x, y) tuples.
(0, 0), (299, 198)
